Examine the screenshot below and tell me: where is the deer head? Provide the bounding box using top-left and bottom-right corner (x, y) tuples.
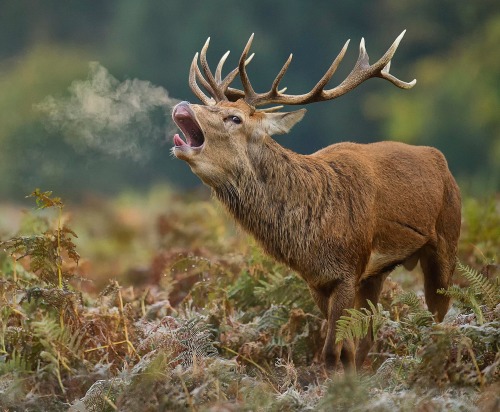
(172, 32), (416, 186)
(172, 99), (304, 185)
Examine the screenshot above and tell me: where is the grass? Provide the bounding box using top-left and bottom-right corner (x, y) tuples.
(0, 186), (498, 411)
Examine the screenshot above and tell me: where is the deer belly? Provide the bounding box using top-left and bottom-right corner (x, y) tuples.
(363, 250), (413, 279)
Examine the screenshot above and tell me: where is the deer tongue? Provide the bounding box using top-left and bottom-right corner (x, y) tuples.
(173, 133), (187, 147)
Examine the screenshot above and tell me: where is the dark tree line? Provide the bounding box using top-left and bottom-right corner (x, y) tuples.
(0, 0), (498, 199)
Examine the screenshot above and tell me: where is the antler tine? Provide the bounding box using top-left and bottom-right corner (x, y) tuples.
(215, 50), (230, 84)
(200, 38), (226, 101)
(222, 51), (254, 101)
(193, 55), (219, 99)
(258, 105), (284, 113)
(270, 53), (293, 96)
(225, 87), (246, 101)
(379, 60), (416, 88)
(189, 52), (214, 105)
(243, 39), (349, 107)
(308, 39), (350, 98)
(243, 53), (292, 108)
(372, 30), (406, 72)
(238, 33), (257, 98)
(220, 52), (255, 95)
(326, 37), (370, 97)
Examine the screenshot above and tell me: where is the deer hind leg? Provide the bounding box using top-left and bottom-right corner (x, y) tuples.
(315, 279), (356, 372)
(354, 272), (388, 370)
(420, 239), (456, 321)
(421, 191), (460, 322)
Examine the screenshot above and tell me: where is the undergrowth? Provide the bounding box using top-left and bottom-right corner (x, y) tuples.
(0, 188), (498, 411)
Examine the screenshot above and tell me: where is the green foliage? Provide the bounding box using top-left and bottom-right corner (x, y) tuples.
(255, 271), (318, 314)
(1, 231), (79, 286)
(394, 290), (435, 327)
(28, 188), (64, 210)
(227, 269), (264, 311)
(0, 189), (79, 290)
(456, 261), (500, 309)
(335, 291), (434, 345)
(438, 261), (500, 325)
(0, 191), (132, 408)
(256, 305), (289, 333)
(461, 196), (500, 262)
(227, 249), (318, 316)
(0, 350), (29, 375)
(335, 301), (387, 344)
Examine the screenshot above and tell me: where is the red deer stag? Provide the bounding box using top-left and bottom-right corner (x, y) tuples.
(171, 31), (461, 372)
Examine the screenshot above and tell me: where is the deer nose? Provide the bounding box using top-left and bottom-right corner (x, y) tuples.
(176, 101), (190, 107)
(173, 101), (190, 112)
(172, 101), (192, 119)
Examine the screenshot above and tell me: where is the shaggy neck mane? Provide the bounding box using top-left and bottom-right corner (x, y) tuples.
(212, 137), (344, 269)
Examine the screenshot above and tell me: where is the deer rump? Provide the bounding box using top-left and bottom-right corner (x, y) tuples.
(171, 32), (461, 373)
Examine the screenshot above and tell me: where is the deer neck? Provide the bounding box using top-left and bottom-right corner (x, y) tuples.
(212, 137), (324, 266)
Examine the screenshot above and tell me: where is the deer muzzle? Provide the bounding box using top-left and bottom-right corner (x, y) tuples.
(172, 102), (205, 155)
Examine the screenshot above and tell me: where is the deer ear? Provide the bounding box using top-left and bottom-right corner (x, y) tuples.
(262, 109), (306, 136)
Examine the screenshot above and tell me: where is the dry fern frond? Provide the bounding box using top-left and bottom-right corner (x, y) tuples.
(27, 189), (63, 210)
(21, 287), (79, 318)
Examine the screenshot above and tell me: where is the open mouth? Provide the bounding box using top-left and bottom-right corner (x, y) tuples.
(172, 102), (205, 150)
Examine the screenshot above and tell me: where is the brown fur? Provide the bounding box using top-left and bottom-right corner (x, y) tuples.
(172, 99), (461, 371)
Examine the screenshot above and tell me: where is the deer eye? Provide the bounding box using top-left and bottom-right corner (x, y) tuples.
(226, 115), (242, 124)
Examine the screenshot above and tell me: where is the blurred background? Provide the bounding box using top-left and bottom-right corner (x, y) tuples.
(0, 0), (499, 202)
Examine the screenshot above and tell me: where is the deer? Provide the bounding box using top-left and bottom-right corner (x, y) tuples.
(171, 31), (461, 372)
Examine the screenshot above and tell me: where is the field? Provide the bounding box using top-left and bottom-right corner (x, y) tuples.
(0, 187), (499, 411)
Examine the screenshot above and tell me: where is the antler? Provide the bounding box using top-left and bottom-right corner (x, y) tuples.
(189, 38), (254, 105)
(189, 31), (416, 108)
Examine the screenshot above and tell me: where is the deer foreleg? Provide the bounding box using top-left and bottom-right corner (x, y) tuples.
(321, 279), (356, 372)
(354, 273), (388, 369)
